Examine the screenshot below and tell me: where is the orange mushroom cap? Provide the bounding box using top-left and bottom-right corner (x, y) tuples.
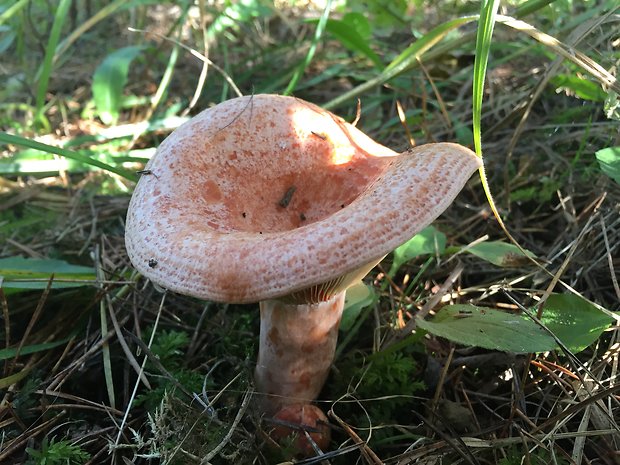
(125, 94), (481, 303)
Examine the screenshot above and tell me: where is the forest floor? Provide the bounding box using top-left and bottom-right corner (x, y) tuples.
(1, 1), (619, 464)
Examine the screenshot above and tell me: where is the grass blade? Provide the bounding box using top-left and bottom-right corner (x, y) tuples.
(0, 256), (96, 291)
(54, 0), (129, 60)
(0, 365), (34, 389)
(0, 338), (72, 361)
(385, 15), (477, 75)
(35, 0), (72, 121)
(143, 4), (191, 121)
(515, 0), (560, 18)
(0, 0), (28, 27)
(496, 14), (620, 94)
(471, 1), (522, 258)
(96, 249), (116, 409)
(323, 15), (477, 110)
(322, 1), (556, 111)
(284, 0), (333, 95)
(0, 132), (138, 181)
(472, 0), (500, 156)
(472, 3), (554, 280)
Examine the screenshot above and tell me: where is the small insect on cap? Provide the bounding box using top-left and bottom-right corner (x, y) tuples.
(125, 94), (482, 303)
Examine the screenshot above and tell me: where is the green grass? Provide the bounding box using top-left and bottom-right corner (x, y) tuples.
(34, 0), (72, 128)
(26, 437), (90, 465)
(1, 0), (619, 463)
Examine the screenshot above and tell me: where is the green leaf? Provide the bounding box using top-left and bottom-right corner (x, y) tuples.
(595, 146), (620, 185)
(454, 121), (474, 147)
(417, 294), (612, 353)
(206, 0), (272, 41)
(542, 294), (613, 353)
(347, 0), (407, 32)
(389, 226), (446, 277)
(92, 45), (146, 125)
(551, 74), (607, 101)
(0, 257), (96, 291)
(341, 281), (377, 332)
(466, 241), (535, 267)
(604, 91), (619, 121)
(320, 14), (382, 68)
(418, 304), (550, 352)
(342, 11), (371, 40)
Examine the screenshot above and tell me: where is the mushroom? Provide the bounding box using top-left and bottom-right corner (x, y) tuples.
(267, 403), (331, 456)
(125, 94), (481, 441)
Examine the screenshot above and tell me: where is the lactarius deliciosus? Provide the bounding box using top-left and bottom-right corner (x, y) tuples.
(125, 94), (481, 451)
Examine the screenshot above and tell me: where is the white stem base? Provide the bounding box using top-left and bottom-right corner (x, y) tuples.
(255, 291), (346, 413)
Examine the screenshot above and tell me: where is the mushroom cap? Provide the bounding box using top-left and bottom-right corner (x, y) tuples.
(125, 94), (481, 303)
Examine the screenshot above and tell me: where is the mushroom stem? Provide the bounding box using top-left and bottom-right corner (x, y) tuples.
(255, 291), (346, 414)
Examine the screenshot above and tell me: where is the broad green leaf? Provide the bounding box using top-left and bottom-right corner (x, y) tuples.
(551, 74), (607, 101)
(542, 294), (613, 353)
(0, 257), (96, 291)
(389, 226), (446, 277)
(92, 45), (146, 125)
(417, 294), (612, 353)
(466, 241), (535, 267)
(595, 146), (620, 185)
(604, 91), (619, 121)
(341, 281), (377, 332)
(342, 12), (371, 40)
(417, 304), (552, 352)
(347, 0), (407, 32)
(319, 15), (382, 68)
